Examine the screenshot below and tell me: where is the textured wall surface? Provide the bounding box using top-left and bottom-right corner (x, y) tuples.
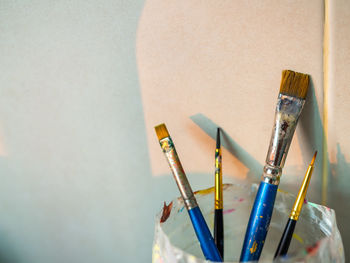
(137, 0), (325, 201)
(0, 0), (348, 262)
(0, 1), (157, 262)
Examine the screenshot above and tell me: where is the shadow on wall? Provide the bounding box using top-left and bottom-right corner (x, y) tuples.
(297, 77), (327, 204)
(0, 237), (18, 263)
(0, 158), (18, 263)
(297, 77), (349, 256)
(329, 143), (350, 257)
(190, 113), (262, 183)
(297, 77), (349, 260)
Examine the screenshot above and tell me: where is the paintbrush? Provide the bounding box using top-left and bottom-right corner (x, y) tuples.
(240, 70), (310, 262)
(214, 128), (224, 259)
(274, 151), (317, 259)
(155, 123), (222, 262)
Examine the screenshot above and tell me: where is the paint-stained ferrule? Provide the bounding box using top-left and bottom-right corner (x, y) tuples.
(290, 164), (314, 221)
(263, 94), (305, 185)
(159, 137), (198, 210)
(215, 148), (223, 209)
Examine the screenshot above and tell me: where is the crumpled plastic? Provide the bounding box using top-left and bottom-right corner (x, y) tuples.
(152, 184), (344, 263)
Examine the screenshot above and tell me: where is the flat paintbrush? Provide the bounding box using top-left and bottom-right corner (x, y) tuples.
(214, 128), (224, 259)
(155, 124), (222, 262)
(240, 70), (310, 262)
(274, 151), (317, 259)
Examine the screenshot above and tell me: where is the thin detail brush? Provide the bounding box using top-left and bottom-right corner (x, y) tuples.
(274, 151), (317, 259)
(240, 70), (310, 262)
(155, 124), (222, 262)
(214, 128), (224, 259)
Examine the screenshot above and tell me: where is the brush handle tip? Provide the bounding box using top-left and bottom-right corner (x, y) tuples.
(274, 218), (297, 259)
(214, 209), (224, 260)
(188, 207), (223, 262)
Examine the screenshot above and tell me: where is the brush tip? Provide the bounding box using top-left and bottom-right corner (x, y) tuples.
(311, 151), (318, 166)
(216, 128), (221, 148)
(155, 123), (170, 141)
(279, 70), (310, 99)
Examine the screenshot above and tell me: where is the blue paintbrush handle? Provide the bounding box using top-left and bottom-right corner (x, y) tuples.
(188, 206), (222, 262)
(240, 181), (278, 262)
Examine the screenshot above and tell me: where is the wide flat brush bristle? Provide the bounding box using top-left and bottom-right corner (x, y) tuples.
(279, 70), (310, 99)
(155, 123), (170, 141)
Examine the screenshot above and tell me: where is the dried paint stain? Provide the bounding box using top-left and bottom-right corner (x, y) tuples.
(194, 187), (214, 195)
(250, 241), (258, 254)
(292, 233), (304, 244)
(278, 188), (289, 194)
(160, 201), (173, 223)
(306, 241), (321, 256)
(223, 208), (236, 214)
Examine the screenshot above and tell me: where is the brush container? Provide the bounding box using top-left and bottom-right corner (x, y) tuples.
(152, 184), (344, 262)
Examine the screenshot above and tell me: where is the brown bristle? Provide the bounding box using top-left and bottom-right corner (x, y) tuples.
(155, 123), (170, 141)
(279, 70), (310, 99)
(310, 151), (318, 166)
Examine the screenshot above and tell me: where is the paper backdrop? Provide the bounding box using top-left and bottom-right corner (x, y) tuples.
(137, 0), (324, 202)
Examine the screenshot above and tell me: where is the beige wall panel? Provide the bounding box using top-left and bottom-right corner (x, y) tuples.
(137, 0), (324, 200)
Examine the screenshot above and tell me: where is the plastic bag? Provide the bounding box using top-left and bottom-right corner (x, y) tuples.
(152, 184), (344, 262)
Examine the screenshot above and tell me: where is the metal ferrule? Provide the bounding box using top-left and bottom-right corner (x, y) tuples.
(159, 137), (198, 210)
(263, 94), (305, 185)
(215, 148), (223, 209)
(290, 165), (314, 220)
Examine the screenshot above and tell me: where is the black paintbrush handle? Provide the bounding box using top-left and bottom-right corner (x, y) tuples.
(214, 209), (224, 259)
(274, 218), (297, 259)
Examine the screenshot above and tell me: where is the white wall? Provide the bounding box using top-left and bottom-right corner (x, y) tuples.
(0, 1), (165, 262)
